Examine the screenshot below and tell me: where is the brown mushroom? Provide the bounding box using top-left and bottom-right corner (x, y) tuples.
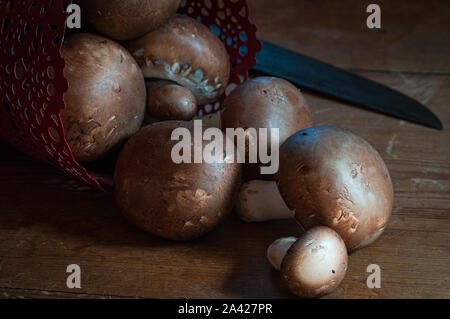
(114, 121), (242, 241)
(61, 33), (146, 162)
(267, 227), (348, 298)
(146, 81), (197, 121)
(77, 0), (181, 41)
(277, 125), (394, 252)
(126, 15), (230, 105)
(221, 77), (314, 180)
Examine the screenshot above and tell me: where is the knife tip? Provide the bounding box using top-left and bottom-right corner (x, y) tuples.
(408, 114), (443, 130)
(427, 114), (444, 130)
(433, 121), (443, 131)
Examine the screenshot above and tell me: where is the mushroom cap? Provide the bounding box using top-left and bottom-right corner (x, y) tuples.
(147, 84), (197, 121)
(277, 125), (394, 251)
(78, 0), (181, 41)
(221, 77), (314, 179)
(114, 121), (242, 241)
(127, 15), (230, 105)
(280, 226), (348, 298)
(61, 33), (146, 162)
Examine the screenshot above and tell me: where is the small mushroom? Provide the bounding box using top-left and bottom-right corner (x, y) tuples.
(78, 0), (181, 41)
(146, 81), (198, 121)
(267, 227), (348, 298)
(221, 77), (314, 180)
(277, 125), (394, 252)
(114, 121), (242, 241)
(236, 180), (294, 222)
(127, 15), (230, 105)
(61, 33), (146, 162)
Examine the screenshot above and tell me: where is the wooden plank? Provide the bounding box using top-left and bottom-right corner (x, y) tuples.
(0, 287), (134, 299)
(0, 0), (449, 299)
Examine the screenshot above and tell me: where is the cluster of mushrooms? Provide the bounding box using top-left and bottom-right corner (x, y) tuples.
(61, 0), (394, 298)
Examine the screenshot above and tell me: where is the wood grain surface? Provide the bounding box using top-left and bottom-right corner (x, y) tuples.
(0, 0), (449, 299)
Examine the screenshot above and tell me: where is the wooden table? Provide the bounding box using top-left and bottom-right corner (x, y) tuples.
(1, 0), (449, 299)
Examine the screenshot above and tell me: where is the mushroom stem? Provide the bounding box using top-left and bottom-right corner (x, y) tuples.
(236, 180), (294, 222)
(267, 237), (298, 270)
(193, 111), (222, 129)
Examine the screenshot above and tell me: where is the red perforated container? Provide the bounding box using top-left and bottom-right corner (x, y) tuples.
(0, 0), (261, 191)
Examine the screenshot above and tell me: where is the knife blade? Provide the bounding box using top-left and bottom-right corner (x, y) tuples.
(252, 41), (443, 130)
